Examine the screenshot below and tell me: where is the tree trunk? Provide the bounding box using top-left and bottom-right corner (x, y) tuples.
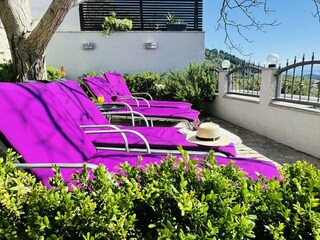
(0, 0), (80, 82)
(9, 37), (47, 81)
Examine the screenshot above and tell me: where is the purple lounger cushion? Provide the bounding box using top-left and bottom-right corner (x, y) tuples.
(104, 72), (192, 109)
(129, 106), (199, 121)
(83, 76), (199, 121)
(0, 82), (279, 188)
(48, 80), (236, 156)
(0, 82), (97, 187)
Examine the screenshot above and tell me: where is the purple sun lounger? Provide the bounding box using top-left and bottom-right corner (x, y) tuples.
(82, 76), (200, 122)
(104, 71), (192, 109)
(46, 80), (236, 157)
(0, 82), (279, 188)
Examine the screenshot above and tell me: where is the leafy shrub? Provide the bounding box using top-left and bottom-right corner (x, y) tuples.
(162, 62), (218, 110)
(0, 149), (136, 239)
(81, 70), (98, 77)
(123, 72), (164, 99)
(0, 61), (14, 82)
(46, 66), (66, 80)
(1, 149), (319, 239)
(103, 12), (133, 37)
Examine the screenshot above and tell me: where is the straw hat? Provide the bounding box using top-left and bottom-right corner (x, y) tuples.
(186, 122), (231, 146)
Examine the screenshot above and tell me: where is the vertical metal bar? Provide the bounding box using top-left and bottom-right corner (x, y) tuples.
(140, 0), (144, 30)
(247, 68), (250, 94)
(79, 3), (85, 31)
(251, 69), (255, 95)
(299, 54), (305, 101)
(290, 57), (297, 100)
(283, 60), (289, 99)
(307, 53), (315, 101)
(194, 0), (199, 30)
(242, 69), (245, 94)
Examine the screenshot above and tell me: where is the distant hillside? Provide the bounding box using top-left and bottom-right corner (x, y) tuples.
(311, 74), (320, 80)
(205, 49), (245, 67)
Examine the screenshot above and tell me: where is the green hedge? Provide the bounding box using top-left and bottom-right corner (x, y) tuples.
(1, 149), (319, 239)
(123, 63), (218, 111)
(162, 62), (217, 110)
(0, 62), (66, 82)
(123, 72), (164, 100)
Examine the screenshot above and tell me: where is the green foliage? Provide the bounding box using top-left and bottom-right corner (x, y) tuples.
(162, 62), (218, 110)
(166, 13), (182, 24)
(46, 66), (66, 80)
(280, 75), (319, 97)
(0, 149), (136, 239)
(102, 12), (133, 37)
(123, 63), (218, 111)
(205, 48), (246, 67)
(0, 61), (14, 82)
(81, 71), (98, 77)
(1, 149), (319, 239)
(123, 72), (164, 99)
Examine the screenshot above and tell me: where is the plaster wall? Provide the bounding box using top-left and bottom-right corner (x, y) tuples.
(46, 31), (205, 79)
(0, 23), (10, 62)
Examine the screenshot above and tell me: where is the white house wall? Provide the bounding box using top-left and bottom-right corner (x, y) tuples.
(46, 31), (204, 79)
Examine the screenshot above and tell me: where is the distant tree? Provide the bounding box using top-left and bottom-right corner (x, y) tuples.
(205, 48), (245, 67)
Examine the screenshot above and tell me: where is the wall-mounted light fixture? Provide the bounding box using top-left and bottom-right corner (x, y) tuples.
(145, 42), (157, 50)
(267, 53), (280, 68)
(82, 43), (96, 50)
(221, 60), (231, 70)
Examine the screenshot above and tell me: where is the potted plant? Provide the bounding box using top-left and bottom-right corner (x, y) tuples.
(102, 12), (132, 37)
(165, 13), (187, 31)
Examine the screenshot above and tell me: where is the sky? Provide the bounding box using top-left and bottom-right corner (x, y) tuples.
(203, 0), (320, 66)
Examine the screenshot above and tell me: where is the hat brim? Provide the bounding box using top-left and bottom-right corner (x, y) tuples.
(186, 131), (231, 146)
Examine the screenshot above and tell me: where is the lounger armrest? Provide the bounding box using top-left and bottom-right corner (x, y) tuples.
(15, 163), (99, 170)
(118, 96), (151, 107)
(81, 124), (129, 151)
(101, 111), (150, 127)
(131, 92), (153, 100)
(118, 95), (140, 106)
(84, 129), (151, 153)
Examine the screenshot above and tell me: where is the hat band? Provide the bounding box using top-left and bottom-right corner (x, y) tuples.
(196, 135), (220, 142)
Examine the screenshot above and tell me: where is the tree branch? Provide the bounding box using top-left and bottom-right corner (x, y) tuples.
(0, 0), (33, 37)
(312, 0), (320, 22)
(26, 0), (76, 53)
(217, 0), (279, 55)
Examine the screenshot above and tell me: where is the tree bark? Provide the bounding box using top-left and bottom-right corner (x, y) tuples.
(0, 0), (81, 81)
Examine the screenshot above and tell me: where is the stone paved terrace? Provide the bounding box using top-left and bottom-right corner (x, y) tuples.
(201, 115), (320, 168)
(112, 114), (320, 168)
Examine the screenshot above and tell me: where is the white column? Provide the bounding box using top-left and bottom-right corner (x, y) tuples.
(218, 70), (229, 95)
(260, 68), (278, 106)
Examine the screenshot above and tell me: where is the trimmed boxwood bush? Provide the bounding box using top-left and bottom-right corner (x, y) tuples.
(1, 148), (319, 239)
(123, 72), (164, 100)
